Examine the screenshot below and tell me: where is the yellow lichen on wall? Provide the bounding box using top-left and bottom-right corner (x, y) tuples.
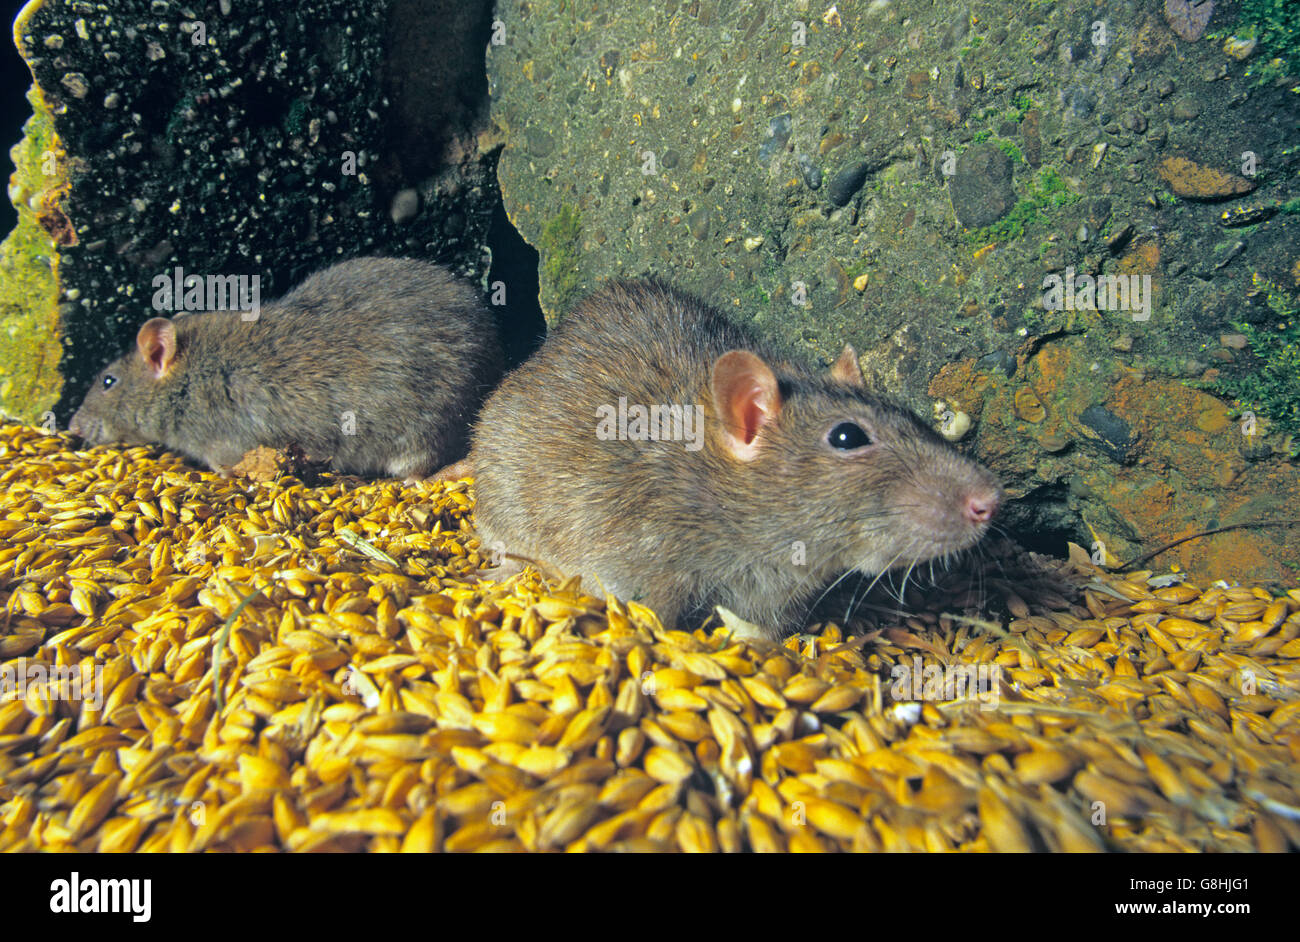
(0, 58), (65, 425)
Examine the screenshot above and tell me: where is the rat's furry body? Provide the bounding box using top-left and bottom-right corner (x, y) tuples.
(470, 279), (1001, 638)
(70, 257), (502, 477)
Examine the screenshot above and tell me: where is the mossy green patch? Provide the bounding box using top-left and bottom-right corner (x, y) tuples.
(843, 256), (871, 280)
(540, 203), (583, 313)
(741, 280), (772, 309)
(967, 166), (1080, 244)
(1214, 0), (1300, 86)
(1009, 93), (1035, 120)
(1204, 276), (1300, 452)
(0, 84), (64, 423)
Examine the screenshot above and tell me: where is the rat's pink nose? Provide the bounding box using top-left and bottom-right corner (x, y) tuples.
(964, 491), (998, 524)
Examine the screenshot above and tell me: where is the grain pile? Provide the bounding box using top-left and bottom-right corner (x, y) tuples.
(1, 421), (1298, 852)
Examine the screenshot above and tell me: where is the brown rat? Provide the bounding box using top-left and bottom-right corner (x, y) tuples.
(69, 256), (502, 477)
(469, 278), (1001, 640)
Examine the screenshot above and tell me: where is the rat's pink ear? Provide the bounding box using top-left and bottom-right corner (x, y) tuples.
(136, 318), (177, 378)
(711, 350), (782, 461)
(830, 343), (864, 387)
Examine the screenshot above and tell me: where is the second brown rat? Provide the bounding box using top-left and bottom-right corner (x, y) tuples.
(69, 256), (503, 477)
(469, 278), (1001, 640)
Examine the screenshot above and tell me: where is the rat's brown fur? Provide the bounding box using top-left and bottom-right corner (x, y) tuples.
(469, 279), (1001, 639)
(69, 257), (502, 477)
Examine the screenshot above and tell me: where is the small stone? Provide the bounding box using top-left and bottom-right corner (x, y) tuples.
(43, 34), (63, 50)
(1163, 0), (1213, 42)
(60, 73), (89, 98)
(1088, 199), (1113, 230)
(1078, 405), (1137, 463)
(1106, 223), (1134, 253)
(1111, 334), (1134, 352)
(1219, 205), (1276, 227)
(1239, 436), (1273, 461)
(145, 41), (165, 61)
(525, 126), (554, 157)
(1076, 223), (1090, 243)
(1156, 78), (1175, 98)
(797, 153), (821, 190)
(818, 131), (845, 155)
(853, 272), (869, 292)
(1223, 35), (1257, 61)
(743, 235), (764, 252)
(940, 8), (970, 49)
(1212, 240), (1247, 270)
(1122, 111), (1147, 134)
(1220, 333), (1248, 350)
(686, 208), (710, 240)
(389, 188), (419, 224)
(103, 92), (120, 109)
(758, 114), (792, 164)
(1171, 98), (1200, 121)
(1014, 387), (1047, 423)
(977, 350), (1016, 377)
(1037, 430), (1070, 453)
(1021, 109), (1042, 167)
(948, 144), (1015, 228)
(1062, 86), (1096, 121)
(1157, 156), (1256, 200)
(827, 161), (871, 207)
(1214, 463), (1241, 488)
(1032, 29), (1057, 61)
(903, 70), (930, 100)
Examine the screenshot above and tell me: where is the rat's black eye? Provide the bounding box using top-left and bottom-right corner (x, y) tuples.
(102, 373), (117, 390)
(827, 422), (872, 450)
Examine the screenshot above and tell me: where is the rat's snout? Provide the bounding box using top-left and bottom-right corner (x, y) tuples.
(885, 454), (1002, 564)
(67, 409), (101, 443)
(963, 487), (1000, 525)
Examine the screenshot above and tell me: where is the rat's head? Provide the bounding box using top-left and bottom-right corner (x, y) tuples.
(710, 344), (1002, 574)
(68, 318), (182, 445)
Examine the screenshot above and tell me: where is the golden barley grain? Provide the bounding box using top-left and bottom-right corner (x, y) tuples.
(2, 423), (1298, 854)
